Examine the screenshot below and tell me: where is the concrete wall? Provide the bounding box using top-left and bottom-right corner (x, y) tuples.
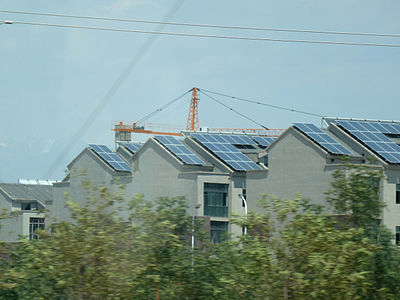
(0, 210), (45, 242)
(246, 129), (340, 213)
(52, 139), (249, 238)
(51, 149), (127, 223)
(382, 168), (400, 234)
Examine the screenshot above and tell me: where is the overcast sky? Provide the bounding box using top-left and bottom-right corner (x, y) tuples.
(0, 0), (399, 182)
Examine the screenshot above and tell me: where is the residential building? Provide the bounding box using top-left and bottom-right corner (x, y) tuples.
(248, 118), (400, 242)
(52, 133), (273, 242)
(0, 183), (52, 242)
(2, 117), (400, 244)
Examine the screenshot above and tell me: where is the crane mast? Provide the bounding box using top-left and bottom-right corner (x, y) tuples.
(186, 87), (199, 131)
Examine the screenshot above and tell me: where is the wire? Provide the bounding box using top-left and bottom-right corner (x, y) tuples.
(200, 90), (269, 130)
(1, 9), (400, 38)
(136, 90), (191, 124)
(3, 20), (400, 48)
(201, 88), (325, 118)
(42, 0), (185, 179)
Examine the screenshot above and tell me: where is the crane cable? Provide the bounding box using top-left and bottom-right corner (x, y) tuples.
(136, 90), (191, 124)
(199, 90), (270, 130)
(200, 88), (325, 118)
(1, 9), (400, 38)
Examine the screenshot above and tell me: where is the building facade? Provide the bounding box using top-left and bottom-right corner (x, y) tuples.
(2, 118), (400, 243)
(0, 183), (52, 242)
(248, 118), (400, 242)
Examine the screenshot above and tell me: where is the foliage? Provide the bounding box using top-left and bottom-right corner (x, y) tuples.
(326, 162), (400, 299)
(228, 196), (376, 299)
(326, 162), (384, 236)
(0, 182), (223, 300)
(1, 165), (400, 299)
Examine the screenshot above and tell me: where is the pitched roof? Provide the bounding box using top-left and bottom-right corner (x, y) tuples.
(0, 183), (53, 201)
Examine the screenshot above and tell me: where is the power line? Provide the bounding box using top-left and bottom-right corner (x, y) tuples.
(1, 9), (400, 38)
(200, 88), (325, 118)
(2, 20), (400, 48)
(42, 0), (185, 179)
(200, 90), (269, 130)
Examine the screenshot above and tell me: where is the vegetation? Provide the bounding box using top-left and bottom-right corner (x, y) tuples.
(0, 163), (400, 299)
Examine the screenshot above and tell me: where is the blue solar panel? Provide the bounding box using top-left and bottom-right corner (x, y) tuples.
(294, 123), (352, 155)
(89, 144), (132, 172)
(154, 136), (206, 166)
(252, 136), (276, 147)
(191, 133), (261, 171)
(120, 143), (142, 154)
(335, 120), (400, 164)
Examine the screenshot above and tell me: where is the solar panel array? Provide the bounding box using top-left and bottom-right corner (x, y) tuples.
(252, 136), (276, 147)
(294, 123), (352, 155)
(89, 144), (132, 172)
(154, 136), (206, 166)
(216, 134), (256, 146)
(335, 120), (400, 163)
(120, 143), (142, 154)
(190, 133), (261, 171)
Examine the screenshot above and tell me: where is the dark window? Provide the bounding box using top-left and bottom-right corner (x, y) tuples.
(260, 156), (268, 167)
(396, 184), (400, 204)
(29, 218), (45, 240)
(204, 183), (228, 217)
(396, 226), (400, 245)
(233, 144), (256, 150)
(367, 177), (380, 192)
(21, 202), (38, 211)
(210, 221), (228, 244)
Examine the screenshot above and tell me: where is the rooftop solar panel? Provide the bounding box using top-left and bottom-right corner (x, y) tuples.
(251, 136), (276, 147)
(89, 144), (132, 172)
(120, 143), (142, 154)
(335, 120), (400, 164)
(293, 123), (352, 155)
(190, 133), (261, 171)
(154, 136), (206, 166)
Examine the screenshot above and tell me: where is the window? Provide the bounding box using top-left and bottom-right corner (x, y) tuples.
(210, 221), (228, 244)
(204, 183), (228, 217)
(21, 202), (39, 211)
(367, 177), (380, 193)
(29, 218), (45, 240)
(397, 226), (400, 245)
(260, 156), (268, 167)
(396, 184), (400, 204)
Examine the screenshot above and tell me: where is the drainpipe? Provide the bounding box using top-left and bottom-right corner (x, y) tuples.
(239, 194), (248, 235)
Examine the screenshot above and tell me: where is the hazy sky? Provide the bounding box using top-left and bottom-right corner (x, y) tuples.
(0, 1), (399, 182)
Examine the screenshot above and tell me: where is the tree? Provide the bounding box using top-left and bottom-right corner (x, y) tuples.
(3, 182), (144, 300)
(227, 196), (377, 299)
(0, 181), (223, 299)
(326, 162), (400, 299)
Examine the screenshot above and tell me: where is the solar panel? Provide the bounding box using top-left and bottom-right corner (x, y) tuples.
(217, 134), (256, 146)
(251, 136), (276, 147)
(335, 120), (400, 164)
(294, 123), (352, 155)
(120, 143), (142, 154)
(89, 144), (132, 172)
(154, 136), (206, 166)
(190, 133), (261, 171)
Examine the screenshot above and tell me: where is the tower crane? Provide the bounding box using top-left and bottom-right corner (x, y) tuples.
(113, 87), (285, 142)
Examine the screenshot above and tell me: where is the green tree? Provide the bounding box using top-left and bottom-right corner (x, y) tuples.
(0, 181), (223, 299)
(227, 196), (377, 299)
(4, 182), (144, 300)
(326, 162), (400, 299)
